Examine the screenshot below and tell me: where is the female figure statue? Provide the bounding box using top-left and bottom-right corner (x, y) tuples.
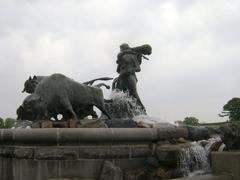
(112, 43), (152, 113)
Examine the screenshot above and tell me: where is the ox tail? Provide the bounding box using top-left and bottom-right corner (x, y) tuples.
(83, 77), (113, 86)
(93, 83), (110, 89)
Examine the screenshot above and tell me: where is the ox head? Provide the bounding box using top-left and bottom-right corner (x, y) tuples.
(22, 76), (39, 94)
(17, 94), (46, 121)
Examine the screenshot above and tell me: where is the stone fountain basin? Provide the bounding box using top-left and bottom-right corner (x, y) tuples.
(0, 127), (210, 180)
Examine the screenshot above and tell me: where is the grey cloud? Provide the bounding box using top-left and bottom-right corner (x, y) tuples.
(0, 0), (240, 123)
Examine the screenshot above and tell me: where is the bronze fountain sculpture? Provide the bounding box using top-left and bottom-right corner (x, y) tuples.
(17, 43), (152, 124)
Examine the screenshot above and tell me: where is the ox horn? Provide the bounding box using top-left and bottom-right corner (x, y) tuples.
(22, 87), (26, 93)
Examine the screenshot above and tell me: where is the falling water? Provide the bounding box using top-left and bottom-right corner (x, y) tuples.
(179, 142), (209, 177)
(105, 90), (145, 119)
(11, 120), (32, 129)
(133, 115), (175, 128)
(179, 136), (225, 177)
(105, 90), (177, 129)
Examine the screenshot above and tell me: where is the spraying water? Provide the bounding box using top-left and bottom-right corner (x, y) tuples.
(105, 90), (145, 119)
(105, 90), (175, 128)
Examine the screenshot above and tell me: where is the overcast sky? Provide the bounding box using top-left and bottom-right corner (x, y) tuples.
(0, 0), (239, 122)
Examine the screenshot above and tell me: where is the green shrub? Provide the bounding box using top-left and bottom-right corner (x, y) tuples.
(0, 117), (17, 129)
(183, 116), (199, 126)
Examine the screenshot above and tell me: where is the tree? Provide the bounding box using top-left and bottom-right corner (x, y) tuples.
(183, 116), (199, 126)
(4, 118), (16, 128)
(0, 117), (4, 128)
(0, 117), (17, 129)
(219, 97), (240, 122)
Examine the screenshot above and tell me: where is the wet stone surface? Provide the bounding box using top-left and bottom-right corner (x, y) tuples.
(14, 147), (34, 159)
(34, 148), (79, 160)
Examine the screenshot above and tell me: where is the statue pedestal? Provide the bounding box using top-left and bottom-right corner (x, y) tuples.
(68, 119), (77, 128)
(33, 119), (107, 128)
(0, 128), (189, 180)
(40, 120), (53, 128)
(32, 119), (78, 128)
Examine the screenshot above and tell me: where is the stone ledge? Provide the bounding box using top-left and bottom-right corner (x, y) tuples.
(34, 148), (78, 160)
(171, 174), (233, 180)
(0, 145), (151, 160)
(78, 146), (131, 159)
(0, 127), (191, 145)
(211, 151), (240, 180)
(14, 147), (34, 159)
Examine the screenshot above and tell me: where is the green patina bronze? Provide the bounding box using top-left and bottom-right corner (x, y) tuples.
(18, 74), (111, 121)
(17, 44), (151, 121)
(112, 43), (152, 112)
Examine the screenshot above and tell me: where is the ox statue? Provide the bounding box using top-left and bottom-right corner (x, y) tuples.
(22, 75), (113, 94)
(17, 73), (111, 121)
